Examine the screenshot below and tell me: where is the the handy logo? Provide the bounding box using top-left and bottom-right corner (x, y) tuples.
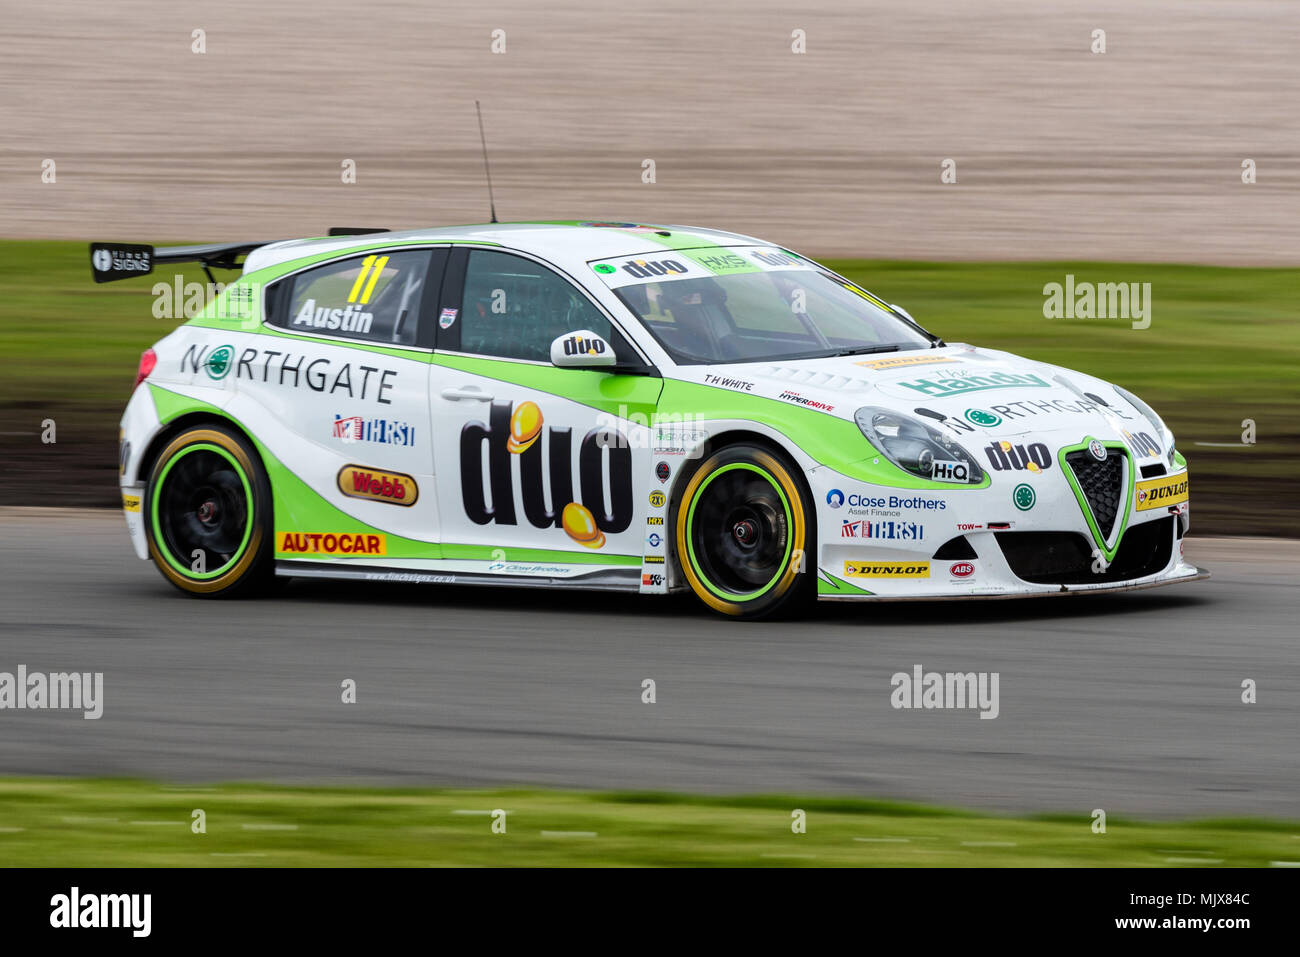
(900, 370), (1051, 399)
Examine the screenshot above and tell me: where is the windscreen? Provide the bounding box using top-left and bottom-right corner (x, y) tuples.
(591, 246), (932, 365)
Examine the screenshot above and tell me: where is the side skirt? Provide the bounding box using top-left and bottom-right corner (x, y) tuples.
(275, 560), (643, 593)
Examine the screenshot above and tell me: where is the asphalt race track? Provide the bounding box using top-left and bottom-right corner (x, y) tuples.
(1, 508), (1296, 818)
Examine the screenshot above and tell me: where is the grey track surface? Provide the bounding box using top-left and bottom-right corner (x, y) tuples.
(1, 508), (1296, 818)
(2, 0), (1298, 264)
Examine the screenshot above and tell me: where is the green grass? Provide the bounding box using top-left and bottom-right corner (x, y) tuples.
(0, 778), (1296, 867)
(1, 241), (1296, 529)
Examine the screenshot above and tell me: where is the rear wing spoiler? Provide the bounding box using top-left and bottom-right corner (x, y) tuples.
(89, 241), (274, 284)
(89, 228), (387, 283)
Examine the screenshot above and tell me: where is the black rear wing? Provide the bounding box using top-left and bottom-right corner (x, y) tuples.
(89, 228), (387, 284)
(89, 241), (274, 284)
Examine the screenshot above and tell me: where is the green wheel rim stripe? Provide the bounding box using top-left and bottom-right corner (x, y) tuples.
(685, 462), (794, 603)
(151, 442), (255, 580)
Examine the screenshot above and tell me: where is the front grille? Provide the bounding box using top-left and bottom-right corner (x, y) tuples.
(1065, 448), (1125, 539)
(996, 518), (1174, 585)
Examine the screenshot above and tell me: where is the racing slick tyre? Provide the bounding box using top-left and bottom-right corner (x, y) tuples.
(144, 423), (275, 598)
(675, 443), (814, 619)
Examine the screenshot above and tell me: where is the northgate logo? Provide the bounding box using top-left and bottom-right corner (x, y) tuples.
(460, 400), (633, 534)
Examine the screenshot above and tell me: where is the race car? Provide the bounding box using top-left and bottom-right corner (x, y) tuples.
(95, 222), (1205, 618)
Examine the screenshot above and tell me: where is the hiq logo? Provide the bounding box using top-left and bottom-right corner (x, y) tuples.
(460, 401), (632, 543)
(931, 459), (971, 482)
(620, 258), (688, 279)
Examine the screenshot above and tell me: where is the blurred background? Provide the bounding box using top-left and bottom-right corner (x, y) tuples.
(1, 0), (1297, 531)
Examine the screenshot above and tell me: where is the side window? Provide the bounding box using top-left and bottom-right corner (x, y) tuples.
(270, 250), (431, 346)
(458, 250), (611, 361)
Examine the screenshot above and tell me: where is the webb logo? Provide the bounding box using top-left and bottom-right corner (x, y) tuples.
(460, 400), (632, 542)
(337, 466), (418, 506)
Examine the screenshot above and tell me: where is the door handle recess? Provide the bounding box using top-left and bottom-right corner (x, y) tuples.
(440, 387), (495, 401)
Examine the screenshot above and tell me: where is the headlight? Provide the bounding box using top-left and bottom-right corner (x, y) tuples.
(854, 407), (985, 483)
(1113, 385), (1177, 468)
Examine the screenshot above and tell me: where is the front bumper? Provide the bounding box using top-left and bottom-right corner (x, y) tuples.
(809, 455), (1200, 601)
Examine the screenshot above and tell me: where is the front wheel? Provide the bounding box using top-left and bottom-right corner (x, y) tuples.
(145, 423), (275, 597)
(674, 444), (814, 619)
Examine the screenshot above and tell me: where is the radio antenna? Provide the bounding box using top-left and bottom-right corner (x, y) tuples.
(475, 100), (499, 224)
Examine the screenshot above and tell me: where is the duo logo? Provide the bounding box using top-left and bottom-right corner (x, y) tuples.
(460, 401), (633, 540)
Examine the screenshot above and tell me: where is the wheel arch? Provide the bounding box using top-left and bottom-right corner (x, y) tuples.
(136, 411), (268, 490)
(665, 427), (818, 584)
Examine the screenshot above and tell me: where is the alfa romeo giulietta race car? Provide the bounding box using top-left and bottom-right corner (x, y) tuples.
(95, 222), (1204, 618)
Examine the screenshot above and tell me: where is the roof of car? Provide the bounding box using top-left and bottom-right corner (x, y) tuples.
(241, 221), (773, 276)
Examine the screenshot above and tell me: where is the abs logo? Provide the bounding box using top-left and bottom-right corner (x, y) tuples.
(460, 400), (632, 546)
(620, 258), (689, 279)
(949, 562), (975, 579)
(984, 440), (1052, 473)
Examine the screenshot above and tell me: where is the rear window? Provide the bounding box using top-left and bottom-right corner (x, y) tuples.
(267, 250), (431, 346)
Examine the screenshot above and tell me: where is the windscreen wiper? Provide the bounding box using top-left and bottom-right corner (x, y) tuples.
(830, 344), (901, 357)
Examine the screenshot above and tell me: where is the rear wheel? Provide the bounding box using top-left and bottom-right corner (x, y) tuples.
(145, 423), (274, 597)
(675, 444), (814, 619)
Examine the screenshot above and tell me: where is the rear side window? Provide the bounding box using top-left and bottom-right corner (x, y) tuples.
(269, 250), (431, 346)
(457, 250), (611, 362)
